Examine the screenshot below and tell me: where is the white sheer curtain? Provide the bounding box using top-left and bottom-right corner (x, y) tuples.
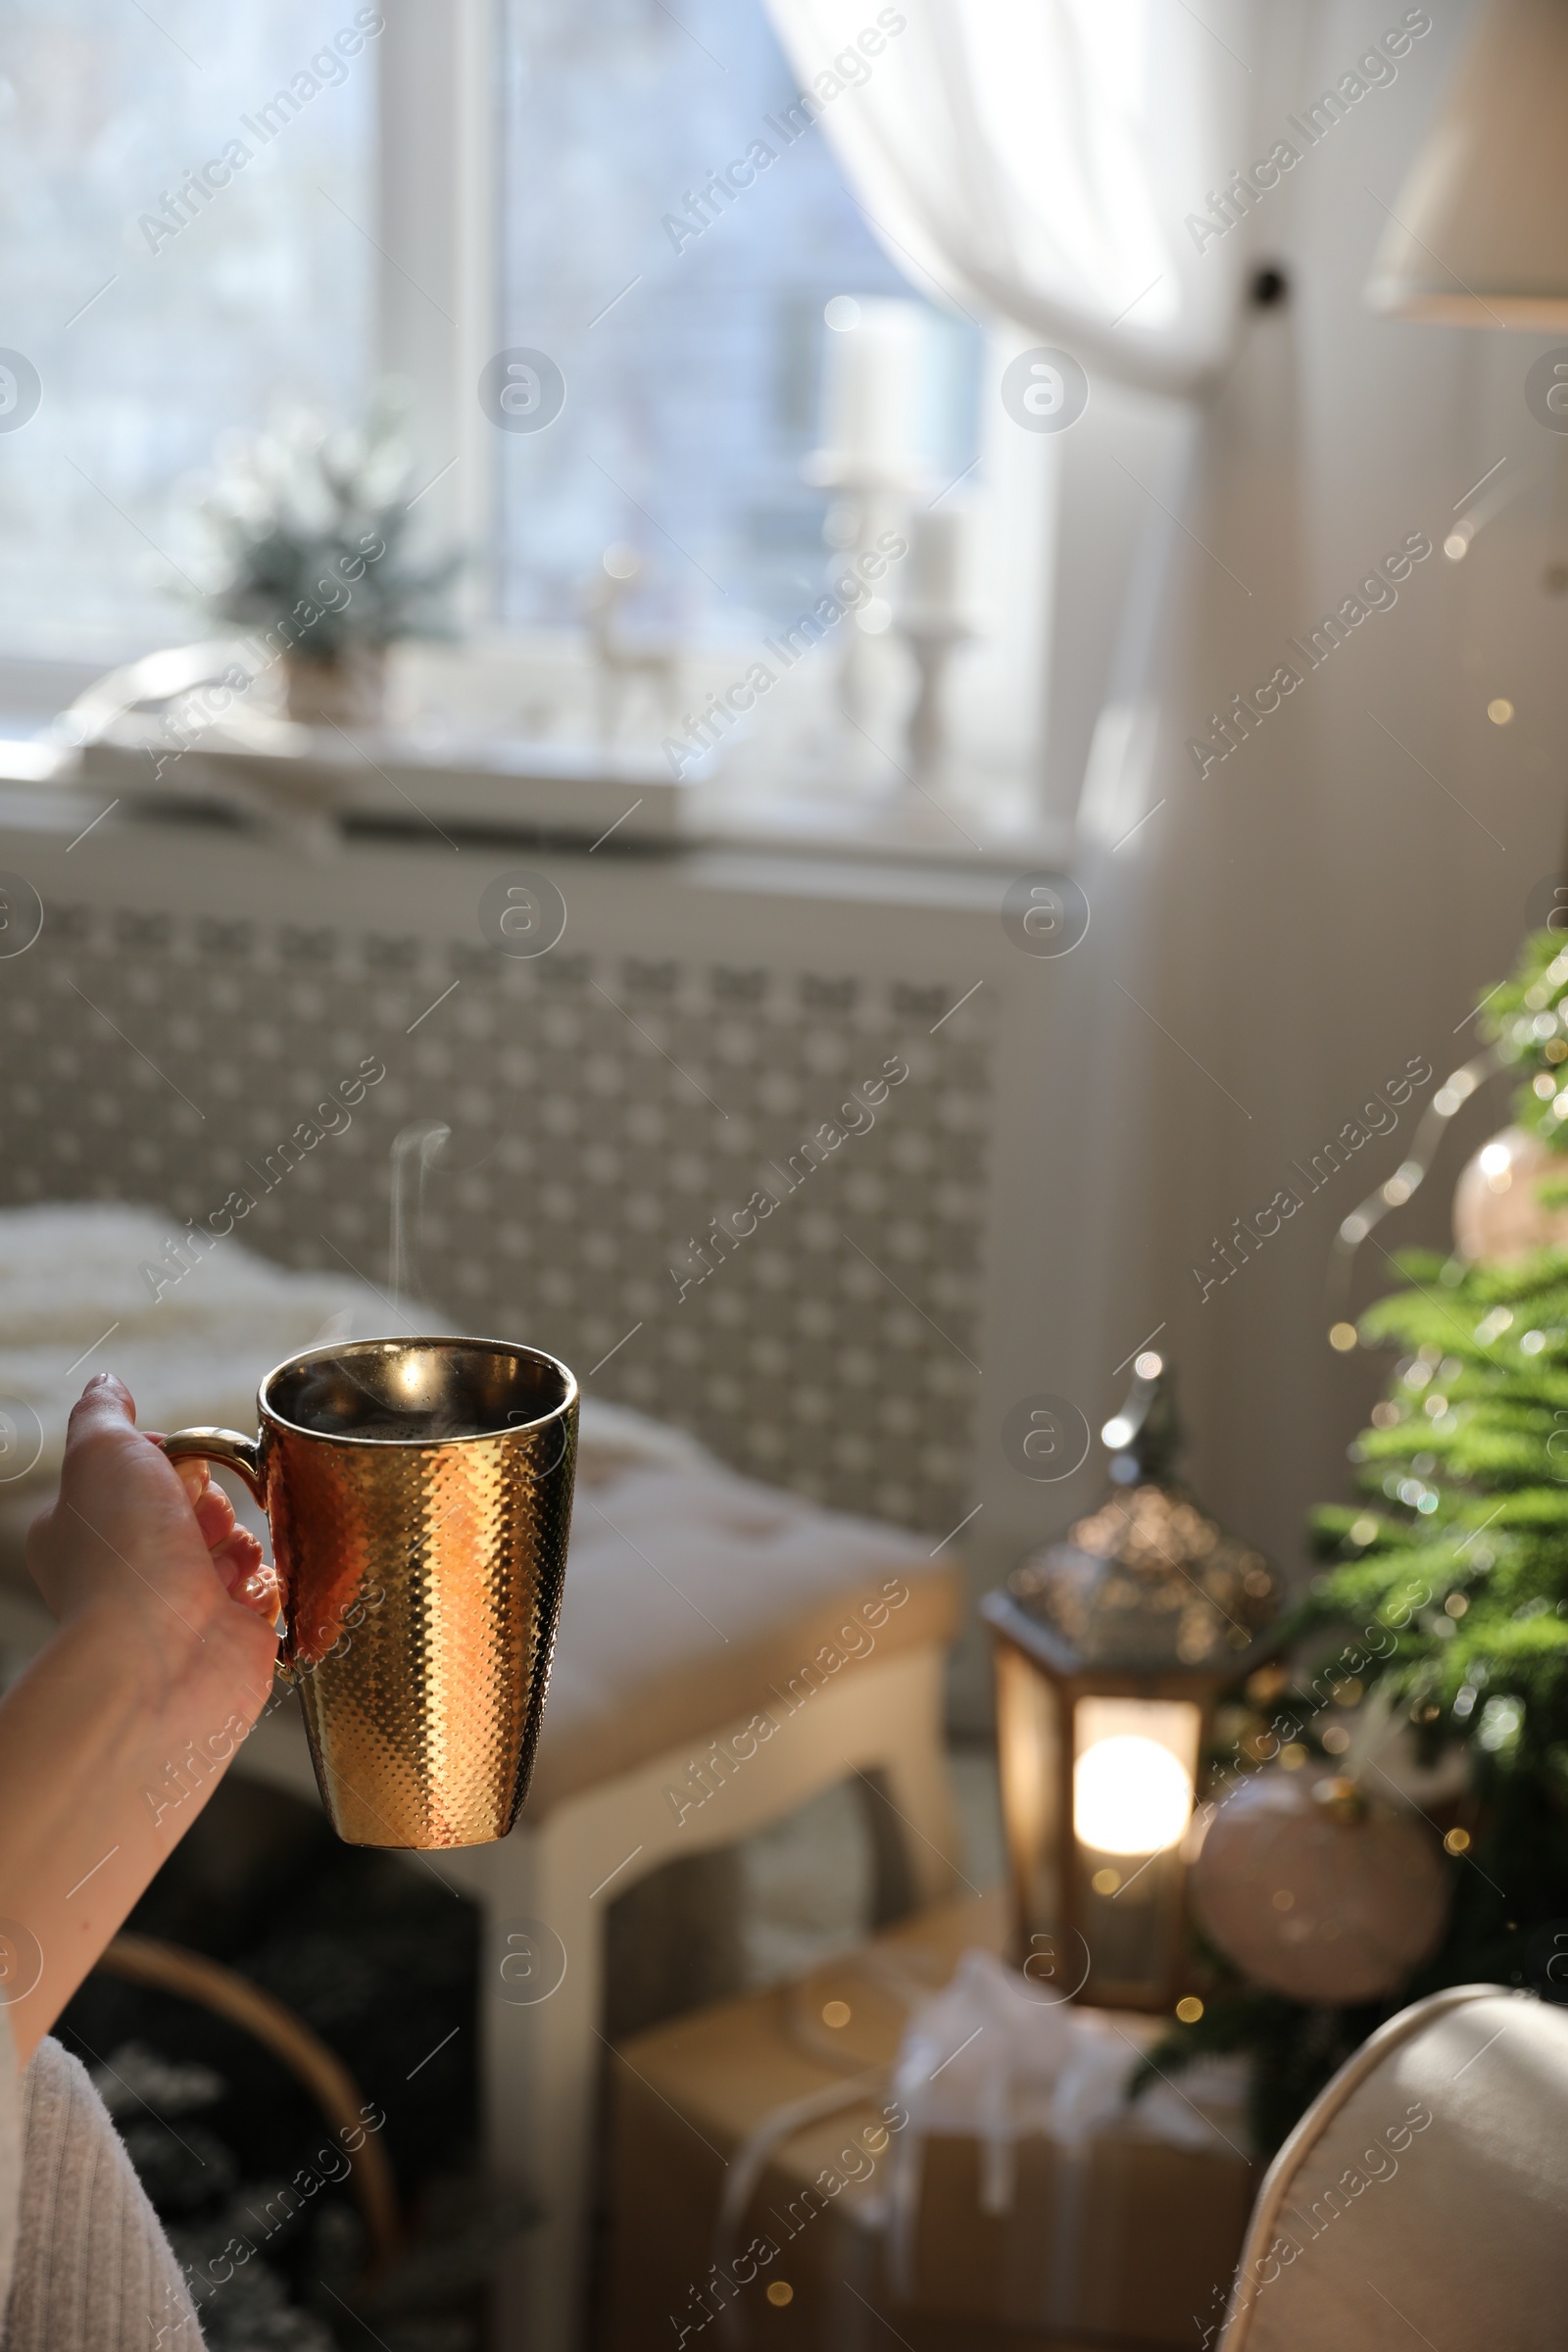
(760, 0), (1248, 395)
(760, 0), (1308, 1638)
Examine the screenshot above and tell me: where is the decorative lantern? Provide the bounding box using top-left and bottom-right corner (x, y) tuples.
(983, 1356), (1280, 2012)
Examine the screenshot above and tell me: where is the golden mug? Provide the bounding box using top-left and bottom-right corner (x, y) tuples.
(161, 1336), (577, 1850)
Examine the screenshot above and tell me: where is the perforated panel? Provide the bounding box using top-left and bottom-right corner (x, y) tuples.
(1, 896), (996, 1537)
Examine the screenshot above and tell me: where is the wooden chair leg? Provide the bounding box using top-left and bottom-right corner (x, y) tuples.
(852, 1765), (923, 1927)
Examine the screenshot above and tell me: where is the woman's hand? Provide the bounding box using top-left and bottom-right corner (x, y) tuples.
(0, 1376), (281, 2060)
(27, 1373), (280, 1673)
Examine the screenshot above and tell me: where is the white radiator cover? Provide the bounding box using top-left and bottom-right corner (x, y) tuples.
(0, 812), (1073, 1594)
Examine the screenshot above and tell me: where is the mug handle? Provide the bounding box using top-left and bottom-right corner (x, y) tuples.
(160, 1428), (267, 1510)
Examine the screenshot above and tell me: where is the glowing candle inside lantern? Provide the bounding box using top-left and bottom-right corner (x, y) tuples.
(1073, 1734), (1194, 1856)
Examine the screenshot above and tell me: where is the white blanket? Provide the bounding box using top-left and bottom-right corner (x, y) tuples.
(0, 1202), (699, 1485)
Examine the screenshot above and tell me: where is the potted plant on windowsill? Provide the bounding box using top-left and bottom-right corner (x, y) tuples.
(201, 388), (460, 729)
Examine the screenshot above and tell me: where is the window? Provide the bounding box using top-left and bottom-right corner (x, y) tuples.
(495, 0), (978, 645)
(0, 1), (1047, 815)
(0, 0), (376, 662)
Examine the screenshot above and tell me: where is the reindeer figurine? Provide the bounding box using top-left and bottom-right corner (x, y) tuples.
(583, 543), (680, 744)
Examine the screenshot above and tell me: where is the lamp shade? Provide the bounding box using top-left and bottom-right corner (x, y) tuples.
(1367, 0), (1568, 326)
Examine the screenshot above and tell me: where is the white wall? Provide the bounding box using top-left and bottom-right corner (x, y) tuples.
(1024, 0), (1568, 1624)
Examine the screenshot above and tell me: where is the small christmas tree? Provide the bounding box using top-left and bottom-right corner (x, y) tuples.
(1144, 927), (1568, 2152)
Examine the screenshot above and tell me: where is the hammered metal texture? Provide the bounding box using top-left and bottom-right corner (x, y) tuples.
(261, 1338), (576, 1849)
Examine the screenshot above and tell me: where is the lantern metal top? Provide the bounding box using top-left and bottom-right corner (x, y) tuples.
(1002, 1355), (1281, 1676)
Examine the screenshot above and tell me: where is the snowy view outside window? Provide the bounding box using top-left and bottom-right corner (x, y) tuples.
(0, 0), (974, 667)
(497, 0), (974, 646)
(0, 2), (373, 662)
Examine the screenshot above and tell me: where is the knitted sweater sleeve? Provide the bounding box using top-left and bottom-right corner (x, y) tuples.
(1, 2030), (202, 2352)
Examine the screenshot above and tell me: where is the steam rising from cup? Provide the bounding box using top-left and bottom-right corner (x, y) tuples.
(389, 1119), (451, 1319)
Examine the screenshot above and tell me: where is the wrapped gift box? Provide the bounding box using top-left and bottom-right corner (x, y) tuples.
(601, 1891), (1255, 2350)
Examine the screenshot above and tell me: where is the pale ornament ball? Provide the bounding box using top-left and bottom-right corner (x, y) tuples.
(1190, 1771), (1449, 2003)
(1453, 1125), (1568, 1262)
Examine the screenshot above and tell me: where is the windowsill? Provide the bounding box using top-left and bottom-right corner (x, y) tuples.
(0, 741), (1071, 886)
(0, 621), (1071, 880)
(683, 773), (1069, 872)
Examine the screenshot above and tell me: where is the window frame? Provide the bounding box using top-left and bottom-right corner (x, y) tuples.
(376, 0), (498, 621)
(377, 7), (1086, 842)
